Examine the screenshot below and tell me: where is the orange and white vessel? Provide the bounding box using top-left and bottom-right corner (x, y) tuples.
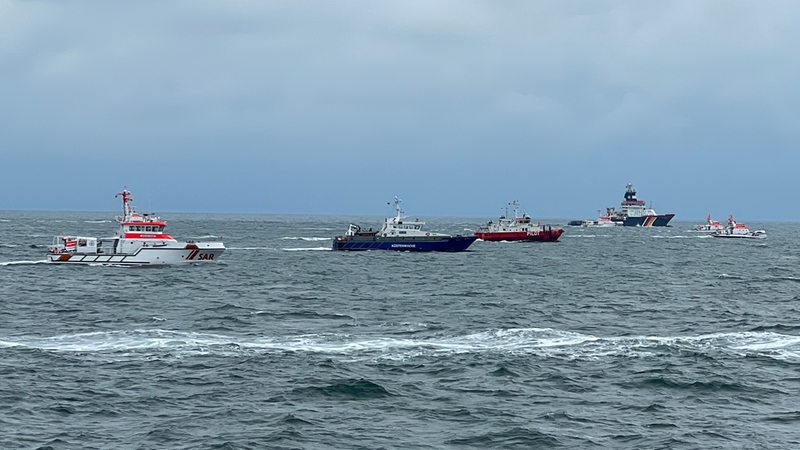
(712, 214), (766, 239)
(694, 214), (725, 233)
(46, 189), (225, 265)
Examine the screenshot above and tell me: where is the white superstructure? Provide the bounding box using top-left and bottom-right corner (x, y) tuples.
(618, 183), (658, 218)
(374, 197), (448, 238)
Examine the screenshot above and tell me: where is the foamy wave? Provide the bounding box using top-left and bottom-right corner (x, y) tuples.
(0, 260), (48, 266)
(0, 330), (236, 352)
(718, 273), (743, 280)
(291, 329), (800, 361)
(282, 247), (331, 252)
(280, 237), (331, 241)
(3, 328), (798, 362)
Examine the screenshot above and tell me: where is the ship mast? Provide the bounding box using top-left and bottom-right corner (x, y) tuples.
(115, 188), (134, 221)
(510, 200), (521, 218)
(390, 196), (404, 219)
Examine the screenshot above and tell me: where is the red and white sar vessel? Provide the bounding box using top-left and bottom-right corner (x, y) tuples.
(712, 214), (766, 239)
(694, 214), (725, 233)
(46, 189), (225, 265)
(475, 201), (564, 242)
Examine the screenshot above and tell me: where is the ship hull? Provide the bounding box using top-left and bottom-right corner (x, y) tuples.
(46, 243), (225, 266)
(621, 214), (675, 227)
(332, 235), (477, 251)
(475, 228), (564, 242)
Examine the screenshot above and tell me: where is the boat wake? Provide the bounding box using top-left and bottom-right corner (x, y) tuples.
(227, 246), (272, 250)
(187, 235), (223, 240)
(0, 259), (48, 266)
(718, 273), (744, 280)
(282, 247), (331, 252)
(3, 328), (798, 362)
(562, 234), (613, 238)
(281, 237), (331, 241)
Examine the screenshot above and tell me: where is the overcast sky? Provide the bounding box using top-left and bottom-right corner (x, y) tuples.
(1, 1), (798, 221)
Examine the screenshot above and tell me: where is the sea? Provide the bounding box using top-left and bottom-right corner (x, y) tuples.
(1, 211), (799, 449)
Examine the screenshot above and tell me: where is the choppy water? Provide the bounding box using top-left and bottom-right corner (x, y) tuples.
(1, 211), (799, 449)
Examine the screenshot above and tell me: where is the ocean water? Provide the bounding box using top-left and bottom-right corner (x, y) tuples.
(1, 211), (799, 449)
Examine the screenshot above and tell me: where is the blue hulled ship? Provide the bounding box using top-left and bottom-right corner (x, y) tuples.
(332, 197), (477, 252)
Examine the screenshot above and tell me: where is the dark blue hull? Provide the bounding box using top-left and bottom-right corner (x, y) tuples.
(621, 214), (675, 227)
(332, 235), (477, 252)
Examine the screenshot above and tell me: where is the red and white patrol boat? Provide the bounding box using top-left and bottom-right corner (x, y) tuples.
(475, 201), (564, 242)
(571, 208), (622, 228)
(46, 189), (225, 265)
(694, 213), (725, 233)
(712, 214), (766, 239)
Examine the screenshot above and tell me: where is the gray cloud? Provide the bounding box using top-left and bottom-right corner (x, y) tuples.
(2, 1), (798, 218)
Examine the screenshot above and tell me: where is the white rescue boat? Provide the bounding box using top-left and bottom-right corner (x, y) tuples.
(694, 214), (725, 233)
(46, 189), (225, 265)
(712, 214), (766, 239)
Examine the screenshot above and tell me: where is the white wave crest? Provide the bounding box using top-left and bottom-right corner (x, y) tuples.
(3, 328), (798, 362)
(280, 237), (331, 241)
(0, 260), (48, 266)
(282, 247), (331, 251)
(0, 330), (237, 353)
